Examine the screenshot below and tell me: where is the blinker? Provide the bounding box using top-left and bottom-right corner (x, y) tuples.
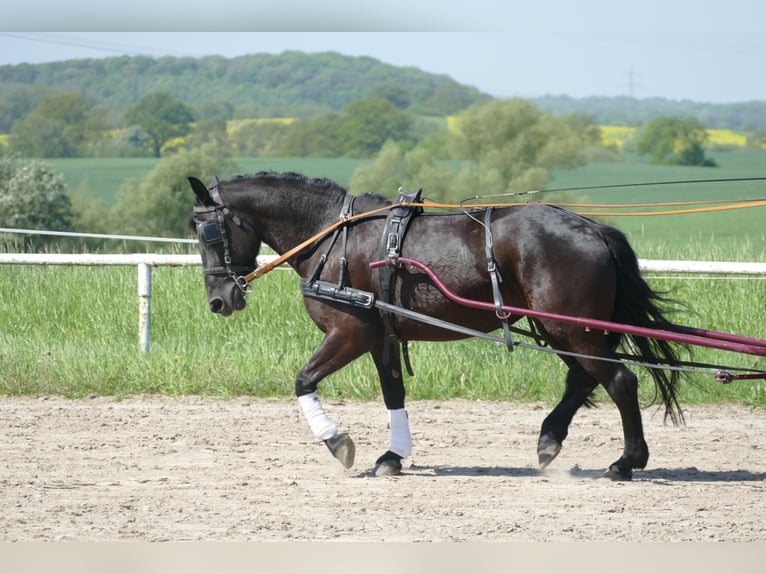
(199, 220), (223, 245)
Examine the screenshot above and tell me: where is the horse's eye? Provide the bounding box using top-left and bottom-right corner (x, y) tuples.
(198, 220), (222, 245)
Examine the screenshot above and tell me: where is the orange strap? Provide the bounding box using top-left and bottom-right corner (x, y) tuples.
(244, 197), (766, 282)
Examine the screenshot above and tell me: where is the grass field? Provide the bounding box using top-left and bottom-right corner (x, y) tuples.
(48, 156), (372, 207)
(48, 148), (766, 257)
(1, 253), (764, 407)
(4, 148), (764, 405)
(547, 149), (766, 257)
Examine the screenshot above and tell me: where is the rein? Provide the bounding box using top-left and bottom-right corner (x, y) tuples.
(241, 195), (766, 285)
(195, 178), (766, 381)
(214, 174), (766, 290)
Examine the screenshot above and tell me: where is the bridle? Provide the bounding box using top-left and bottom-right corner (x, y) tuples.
(192, 202), (258, 294)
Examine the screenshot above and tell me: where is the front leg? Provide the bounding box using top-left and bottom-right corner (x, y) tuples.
(297, 392), (355, 468)
(371, 344), (412, 476)
(295, 328), (369, 469)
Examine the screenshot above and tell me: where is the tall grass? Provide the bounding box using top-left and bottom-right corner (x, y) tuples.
(1, 246), (764, 408)
(4, 150), (765, 406)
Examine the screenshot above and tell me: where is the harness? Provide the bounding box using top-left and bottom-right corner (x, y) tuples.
(298, 188), (423, 376)
(378, 188), (423, 375)
(297, 190), (525, 374)
(197, 179), (522, 370)
(484, 207), (514, 352)
(298, 194), (376, 308)
(192, 176), (258, 293)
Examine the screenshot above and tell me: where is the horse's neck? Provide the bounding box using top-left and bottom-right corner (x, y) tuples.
(230, 186), (343, 255)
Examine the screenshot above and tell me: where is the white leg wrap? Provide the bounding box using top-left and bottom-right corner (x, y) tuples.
(388, 408), (412, 458)
(298, 393), (338, 441)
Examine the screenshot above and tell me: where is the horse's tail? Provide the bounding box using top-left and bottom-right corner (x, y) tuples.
(599, 224), (686, 425)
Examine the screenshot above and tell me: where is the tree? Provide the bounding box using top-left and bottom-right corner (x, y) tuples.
(0, 154), (72, 248)
(349, 98), (592, 203)
(349, 141), (453, 199)
(337, 98), (413, 156)
(110, 143), (237, 238)
(230, 120), (291, 156)
(635, 116), (717, 166)
(367, 81), (411, 110)
(276, 97), (413, 158)
(278, 114), (346, 157)
(451, 98), (589, 188)
(9, 93), (105, 157)
(125, 93), (194, 157)
(10, 115), (73, 157)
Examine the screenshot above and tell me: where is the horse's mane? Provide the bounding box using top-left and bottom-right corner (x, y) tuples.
(223, 171), (391, 209)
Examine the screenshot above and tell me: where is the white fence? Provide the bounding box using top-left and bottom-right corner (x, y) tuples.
(1, 252), (765, 353)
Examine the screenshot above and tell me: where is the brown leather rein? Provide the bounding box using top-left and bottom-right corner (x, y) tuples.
(241, 196), (766, 285)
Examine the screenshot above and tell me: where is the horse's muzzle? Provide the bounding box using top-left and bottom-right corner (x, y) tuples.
(208, 297), (227, 314)
(208, 295), (246, 316)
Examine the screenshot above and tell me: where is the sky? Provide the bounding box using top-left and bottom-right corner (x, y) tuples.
(2, 0), (765, 104)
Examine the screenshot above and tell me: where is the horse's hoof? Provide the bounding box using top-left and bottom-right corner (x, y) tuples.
(537, 434), (562, 469)
(324, 432), (355, 469)
(374, 451), (403, 477)
(604, 463), (633, 481)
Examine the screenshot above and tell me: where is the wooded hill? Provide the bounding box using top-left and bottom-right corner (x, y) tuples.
(0, 51), (491, 132)
(1, 51), (764, 132)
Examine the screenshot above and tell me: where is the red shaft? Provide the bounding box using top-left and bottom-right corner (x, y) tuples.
(370, 257), (766, 357)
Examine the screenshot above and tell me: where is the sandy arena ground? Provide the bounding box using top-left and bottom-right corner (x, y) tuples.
(1, 396), (764, 542)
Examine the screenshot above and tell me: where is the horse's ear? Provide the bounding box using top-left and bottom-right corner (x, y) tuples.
(189, 176), (215, 206)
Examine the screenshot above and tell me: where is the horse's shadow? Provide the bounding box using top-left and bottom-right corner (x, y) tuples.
(371, 464), (766, 483)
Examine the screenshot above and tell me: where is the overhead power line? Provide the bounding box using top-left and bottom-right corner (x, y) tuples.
(0, 32), (189, 59)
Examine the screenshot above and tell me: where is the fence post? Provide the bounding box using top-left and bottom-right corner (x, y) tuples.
(138, 263), (152, 353)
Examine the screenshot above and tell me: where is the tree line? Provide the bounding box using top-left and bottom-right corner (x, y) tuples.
(3, 92), (727, 253)
(1, 87), (726, 170)
(2, 51), (764, 141)
(0, 52), (489, 134)
(0, 52), (740, 250)
(2, 90), (423, 159)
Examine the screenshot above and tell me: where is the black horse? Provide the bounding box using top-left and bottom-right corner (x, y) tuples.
(188, 171), (684, 480)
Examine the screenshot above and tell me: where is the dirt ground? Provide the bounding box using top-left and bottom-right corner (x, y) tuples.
(1, 396), (764, 542)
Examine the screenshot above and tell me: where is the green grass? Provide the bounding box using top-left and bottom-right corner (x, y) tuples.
(48, 156), (372, 206)
(7, 149), (764, 406)
(48, 157), (161, 204)
(1, 251), (764, 408)
(548, 149), (766, 254)
(47, 150), (766, 258)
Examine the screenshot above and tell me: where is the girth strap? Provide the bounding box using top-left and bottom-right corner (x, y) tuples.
(305, 195), (356, 286)
(485, 208), (514, 352)
(378, 187), (423, 376)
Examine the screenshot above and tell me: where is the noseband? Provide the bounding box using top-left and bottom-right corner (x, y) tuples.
(193, 203), (257, 294)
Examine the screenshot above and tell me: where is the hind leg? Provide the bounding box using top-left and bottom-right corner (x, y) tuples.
(570, 355), (648, 480)
(538, 360), (598, 469)
(600, 365), (649, 480)
(538, 346), (648, 480)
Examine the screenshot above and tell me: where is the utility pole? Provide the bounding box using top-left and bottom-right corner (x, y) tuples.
(623, 67), (641, 97)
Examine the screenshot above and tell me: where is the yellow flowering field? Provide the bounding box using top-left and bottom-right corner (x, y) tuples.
(599, 125), (636, 148)
(598, 125), (749, 149)
(226, 118), (296, 135)
(706, 128), (747, 147)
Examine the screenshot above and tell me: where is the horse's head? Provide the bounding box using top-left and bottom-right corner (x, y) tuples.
(188, 176), (260, 316)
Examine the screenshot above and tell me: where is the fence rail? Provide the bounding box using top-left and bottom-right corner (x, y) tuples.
(1, 253), (765, 353)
